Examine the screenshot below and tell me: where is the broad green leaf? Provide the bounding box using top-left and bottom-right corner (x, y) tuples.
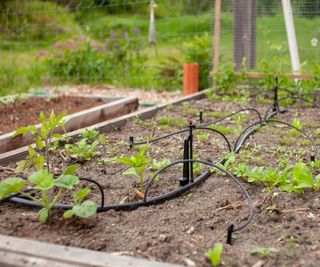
(63, 209), (74, 219)
(55, 175), (79, 190)
(116, 157), (135, 167)
(28, 169), (54, 191)
(52, 133), (62, 139)
(38, 208), (49, 223)
(28, 146), (37, 157)
(205, 243), (223, 267)
(39, 111), (46, 123)
(292, 162), (313, 188)
(13, 126), (37, 137)
(123, 167), (137, 176)
(35, 136), (44, 150)
(72, 200), (97, 218)
(0, 177), (25, 199)
(64, 165), (78, 175)
(75, 188), (91, 203)
(34, 155), (45, 171)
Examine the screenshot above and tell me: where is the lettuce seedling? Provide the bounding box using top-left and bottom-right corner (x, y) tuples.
(205, 243), (223, 267)
(64, 139), (100, 161)
(250, 246), (279, 257)
(116, 144), (150, 193)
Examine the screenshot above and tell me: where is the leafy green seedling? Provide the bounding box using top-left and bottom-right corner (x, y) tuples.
(116, 144), (150, 192)
(0, 165), (97, 223)
(150, 158), (171, 171)
(14, 111), (66, 172)
(64, 139), (100, 161)
(196, 133), (209, 143)
(250, 246), (279, 257)
(205, 243), (223, 267)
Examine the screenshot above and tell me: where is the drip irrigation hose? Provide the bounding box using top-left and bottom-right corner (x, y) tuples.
(143, 159), (254, 244)
(199, 108), (262, 127)
(3, 178), (105, 209)
(7, 171), (211, 212)
(234, 119), (318, 158)
(195, 126), (232, 152)
(264, 96), (319, 120)
(130, 108), (262, 147)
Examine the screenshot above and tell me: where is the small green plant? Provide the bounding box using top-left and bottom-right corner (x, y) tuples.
(0, 165), (97, 223)
(196, 132), (209, 143)
(250, 246), (279, 257)
(14, 111), (66, 172)
(79, 128), (100, 143)
(205, 243), (223, 267)
(116, 144), (150, 193)
(64, 139), (100, 161)
(156, 116), (184, 127)
(209, 124), (233, 135)
(150, 158), (172, 171)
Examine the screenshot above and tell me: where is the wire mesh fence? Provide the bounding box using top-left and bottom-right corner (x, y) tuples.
(0, 0), (213, 96)
(1, 1), (320, 97)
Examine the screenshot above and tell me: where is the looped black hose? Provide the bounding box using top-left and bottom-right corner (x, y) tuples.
(144, 159), (254, 233)
(131, 129), (189, 146)
(264, 96), (318, 120)
(2, 177), (105, 209)
(234, 119), (318, 157)
(79, 178), (105, 208)
(199, 108), (262, 127)
(130, 108), (262, 147)
(195, 126), (232, 152)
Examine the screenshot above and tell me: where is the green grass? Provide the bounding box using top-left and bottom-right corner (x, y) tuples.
(1, 2), (320, 96)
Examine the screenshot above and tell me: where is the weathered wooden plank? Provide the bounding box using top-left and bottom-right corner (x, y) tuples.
(0, 90), (208, 165)
(0, 234), (182, 267)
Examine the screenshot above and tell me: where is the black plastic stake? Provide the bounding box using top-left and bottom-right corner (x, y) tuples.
(129, 136), (134, 149)
(272, 77), (279, 112)
(199, 111), (203, 123)
(189, 119), (194, 183)
(226, 224), (234, 245)
(180, 139), (190, 187)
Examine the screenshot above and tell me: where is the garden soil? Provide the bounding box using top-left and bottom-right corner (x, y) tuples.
(0, 96), (320, 267)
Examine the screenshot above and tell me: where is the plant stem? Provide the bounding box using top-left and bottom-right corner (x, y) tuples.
(50, 188), (62, 209)
(18, 191), (44, 206)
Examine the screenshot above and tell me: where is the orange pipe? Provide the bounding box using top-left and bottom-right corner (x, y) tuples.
(183, 63), (199, 96)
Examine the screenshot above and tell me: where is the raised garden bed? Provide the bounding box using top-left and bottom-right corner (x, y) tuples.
(0, 94), (138, 155)
(0, 90), (319, 266)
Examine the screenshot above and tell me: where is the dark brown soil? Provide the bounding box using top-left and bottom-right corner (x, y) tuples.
(0, 96), (105, 134)
(0, 96), (320, 267)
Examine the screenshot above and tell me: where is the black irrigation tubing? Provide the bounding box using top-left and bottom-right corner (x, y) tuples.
(199, 108), (262, 127)
(264, 96), (319, 120)
(3, 177), (106, 209)
(234, 119), (318, 158)
(195, 126), (232, 152)
(144, 160), (254, 235)
(130, 126), (231, 152)
(130, 108), (262, 147)
(8, 171), (211, 212)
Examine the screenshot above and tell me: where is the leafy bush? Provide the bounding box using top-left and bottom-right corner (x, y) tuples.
(183, 33), (211, 90)
(0, 1), (80, 43)
(40, 29), (147, 84)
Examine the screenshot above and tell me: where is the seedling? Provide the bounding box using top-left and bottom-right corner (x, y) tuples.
(64, 139), (100, 161)
(209, 125), (233, 135)
(250, 246), (279, 257)
(205, 243), (223, 267)
(14, 111), (66, 172)
(0, 165), (97, 223)
(116, 144), (150, 193)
